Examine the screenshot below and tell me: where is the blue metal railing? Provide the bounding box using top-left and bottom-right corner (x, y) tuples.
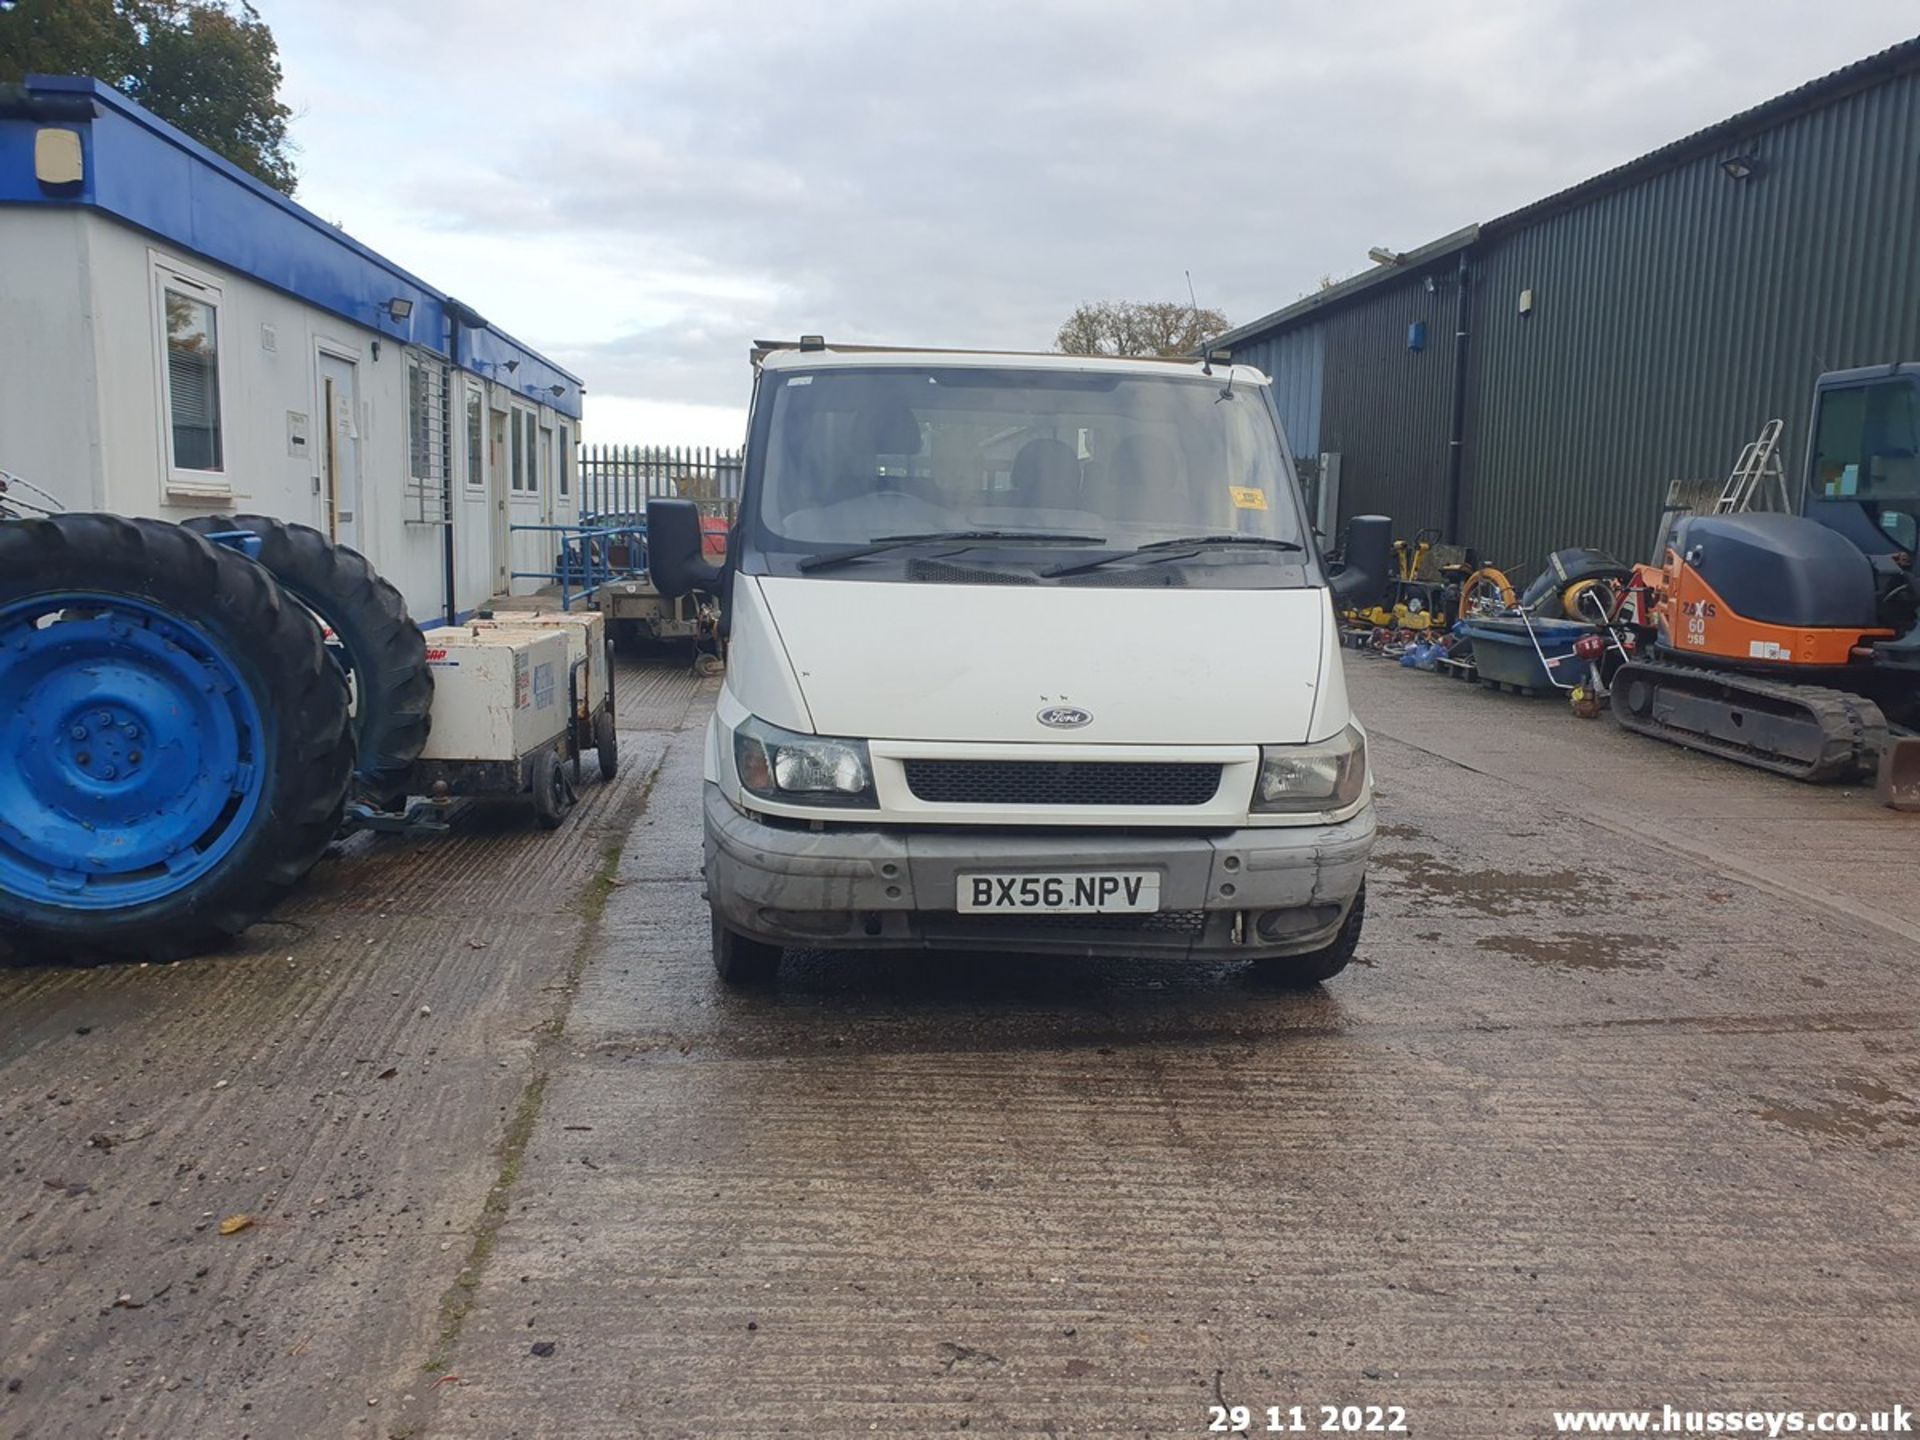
(507, 522), (648, 612)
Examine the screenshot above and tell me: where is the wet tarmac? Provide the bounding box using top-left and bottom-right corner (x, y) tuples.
(3, 654), (1917, 1438)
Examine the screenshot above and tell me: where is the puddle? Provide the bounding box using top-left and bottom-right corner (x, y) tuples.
(1478, 932), (1672, 972)
(1371, 852), (1601, 917)
(1756, 1076), (1920, 1147)
(1375, 822), (1426, 841)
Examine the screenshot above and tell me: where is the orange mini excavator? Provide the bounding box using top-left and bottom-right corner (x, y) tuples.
(1610, 364), (1920, 800)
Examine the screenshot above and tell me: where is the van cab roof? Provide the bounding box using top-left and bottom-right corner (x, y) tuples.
(752, 340), (1269, 387)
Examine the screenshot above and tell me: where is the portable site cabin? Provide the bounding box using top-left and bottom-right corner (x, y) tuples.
(0, 75), (585, 624)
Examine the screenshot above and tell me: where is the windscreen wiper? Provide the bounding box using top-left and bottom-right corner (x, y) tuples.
(798, 530), (1105, 572)
(1044, 533), (1304, 578)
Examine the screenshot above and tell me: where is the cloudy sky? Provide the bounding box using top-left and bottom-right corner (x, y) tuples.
(267, 1), (1916, 447)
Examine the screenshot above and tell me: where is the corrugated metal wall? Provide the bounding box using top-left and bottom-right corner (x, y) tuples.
(1234, 325), (1325, 462)
(1465, 66), (1920, 572)
(1316, 264), (1461, 537)
(1227, 52), (1920, 576)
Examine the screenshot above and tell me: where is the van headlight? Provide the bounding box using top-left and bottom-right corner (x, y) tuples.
(1253, 724), (1367, 813)
(734, 716), (877, 808)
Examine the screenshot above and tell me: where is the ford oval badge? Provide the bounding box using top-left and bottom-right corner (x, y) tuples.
(1037, 705), (1093, 730)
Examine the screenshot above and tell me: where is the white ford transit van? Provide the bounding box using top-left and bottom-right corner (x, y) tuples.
(646, 344), (1390, 986)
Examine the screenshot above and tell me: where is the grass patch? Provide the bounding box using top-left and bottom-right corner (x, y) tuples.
(419, 758), (659, 1376)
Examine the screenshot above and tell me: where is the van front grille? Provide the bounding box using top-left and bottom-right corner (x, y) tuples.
(902, 759), (1222, 807)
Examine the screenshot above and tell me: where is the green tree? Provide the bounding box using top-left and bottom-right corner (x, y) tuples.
(1055, 299), (1231, 359)
(0, 0), (297, 194)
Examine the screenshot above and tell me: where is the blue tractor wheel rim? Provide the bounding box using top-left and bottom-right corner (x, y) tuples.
(0, 593), (271, 911)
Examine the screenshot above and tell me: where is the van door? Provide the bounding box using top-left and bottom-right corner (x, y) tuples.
(318, 351), (362, 549)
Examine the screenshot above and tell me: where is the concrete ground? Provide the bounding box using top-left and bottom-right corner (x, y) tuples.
(3, 652), (1917, 1439)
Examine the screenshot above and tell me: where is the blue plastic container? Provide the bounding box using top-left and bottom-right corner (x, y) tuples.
(1460, 616), (1592, 694)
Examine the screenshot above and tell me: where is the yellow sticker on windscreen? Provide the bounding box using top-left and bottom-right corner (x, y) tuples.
(1228, 486), (1268, 511)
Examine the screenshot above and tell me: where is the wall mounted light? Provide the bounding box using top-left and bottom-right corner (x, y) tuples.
(1367, 246), (1405, 267)
(386, 296), (414, 322)
(501, 359), (519, 374)
(548, 384), (566, 398)
(1719, 154), (1761, 181)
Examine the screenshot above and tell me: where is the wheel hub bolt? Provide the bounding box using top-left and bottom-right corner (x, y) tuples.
(77, 753), (91, 767)
(71, 725), (88, 741)
(123, 724), (140, 739)
(101, 765), (116, 780)
(97, 712), (112, 726)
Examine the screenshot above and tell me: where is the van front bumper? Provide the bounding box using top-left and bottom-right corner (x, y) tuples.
(702, 783), (1374, 959)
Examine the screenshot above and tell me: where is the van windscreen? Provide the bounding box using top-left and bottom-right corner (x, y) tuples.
(752, 366), (1301, 556)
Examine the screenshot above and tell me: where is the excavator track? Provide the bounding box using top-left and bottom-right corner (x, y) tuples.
(1610, 657), (1888, 783)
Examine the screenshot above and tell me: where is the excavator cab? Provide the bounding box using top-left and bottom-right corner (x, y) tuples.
(1805, 365), (1920, 559)
(1806, 367), (1920, 672)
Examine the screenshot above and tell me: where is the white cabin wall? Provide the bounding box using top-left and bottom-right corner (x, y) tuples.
(4, 207), (581, 623)
(86, 216), (345, 536)
(0, 208), (103, 511)
(74, 216), (495, 624)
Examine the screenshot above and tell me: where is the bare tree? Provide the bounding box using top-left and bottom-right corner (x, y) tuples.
(1055, 300), (1230, 358)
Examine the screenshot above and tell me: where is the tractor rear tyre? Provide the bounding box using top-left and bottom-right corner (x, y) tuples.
(184, 515), (431, 800)
(0, 514), (353, 963)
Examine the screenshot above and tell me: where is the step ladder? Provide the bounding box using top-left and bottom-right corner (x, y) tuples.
(1714, 418), (1790, 514)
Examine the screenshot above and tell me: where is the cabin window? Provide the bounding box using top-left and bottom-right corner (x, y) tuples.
(558, 423), (572, 498)
(153, 258), (227, 492)
(510, 408), (533, 492)
(405, 353), (451, 524)
(465, 381), (485, 490)
(406, 357), (432, 479)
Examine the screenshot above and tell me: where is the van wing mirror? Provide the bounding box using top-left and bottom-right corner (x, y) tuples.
(645, 498), (723, 599)
(1328, 514), (1392, 606)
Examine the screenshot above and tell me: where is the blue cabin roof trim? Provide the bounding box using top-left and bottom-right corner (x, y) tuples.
(1, 76), (584, 420)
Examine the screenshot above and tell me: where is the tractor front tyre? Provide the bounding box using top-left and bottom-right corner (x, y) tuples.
(184, 514), (431, 801)
(0, 514), (353, 963)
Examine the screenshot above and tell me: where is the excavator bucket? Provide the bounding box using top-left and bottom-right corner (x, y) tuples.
(1876, 736), (1920, 812)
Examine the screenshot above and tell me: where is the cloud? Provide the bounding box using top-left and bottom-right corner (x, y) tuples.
(270, 0), (1919, 440)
